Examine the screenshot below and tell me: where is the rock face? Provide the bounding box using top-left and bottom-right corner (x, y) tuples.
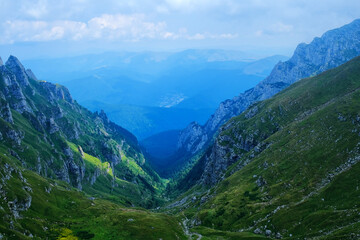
(5, 55), (30, 87)
(176, 18), (360, 161)
(40, 81), (73, 103)
(0, 55), (160, 207)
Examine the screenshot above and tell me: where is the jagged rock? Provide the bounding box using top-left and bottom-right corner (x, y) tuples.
(36, 156), (41, 174)
(39, 81), (73, 103)
(6, 129), (23, 145)
(245, 105), (259, 119)
(0, 56), (3, 66)
(0, 102), (14, 123)
(176, 18), (360, 165)
(68, 160), (83, 190)
(78, 145), (85, 157)
(54, 159), (71, 184)
(265, 229), (272, 236)
(48, 118), (59, 134)
(254, 228), (262, 234)
(338, 113), (346, 121)
(5, 56), (30, 87)
(256, 176), (267, 187)
(53, 105), (64, 119)
(102, 142), (121, 165)
(36, 112), (47, 127)
(7, 195), (32, 219)
(9, 149), (21, 160)
(1, 70), (33, 113)
(177, 122), (208, 154)
(99, 109), (110, 124)
(90, 168), (101, 185)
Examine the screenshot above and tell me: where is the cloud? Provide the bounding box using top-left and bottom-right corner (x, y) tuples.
(0, 0), (359, 55)
(1, 13), (238, 44)
(187, 33), (205, 40)
(1, 14), (169, 43)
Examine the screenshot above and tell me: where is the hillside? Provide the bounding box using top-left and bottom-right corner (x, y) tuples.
(0, 55), (167, 207)
(171, 55), (360, 239)
(0, 55), (190, 239)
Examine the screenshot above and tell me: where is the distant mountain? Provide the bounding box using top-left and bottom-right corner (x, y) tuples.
(85, 102), (214, 139)
(140, 130), (181, 175)
(169, 18), (360, 174)
(24, 51), (287, 139)
(172, 54), (360, 239)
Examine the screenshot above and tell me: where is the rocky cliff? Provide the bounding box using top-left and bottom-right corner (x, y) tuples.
(0, 56), (163, 208)
(177, 18), (360, 159)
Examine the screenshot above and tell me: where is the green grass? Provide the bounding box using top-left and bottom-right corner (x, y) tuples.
(0, 158), (186, 239)
(174, 56), (360, 239)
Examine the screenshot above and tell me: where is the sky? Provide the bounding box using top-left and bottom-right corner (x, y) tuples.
(0, 0), (360, 59)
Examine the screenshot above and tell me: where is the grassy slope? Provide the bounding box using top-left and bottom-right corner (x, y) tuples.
(178, 56), (360, 239)
(0, 156), (186, 240)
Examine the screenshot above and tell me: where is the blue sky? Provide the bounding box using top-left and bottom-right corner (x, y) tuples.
(1, 0), (360, 59)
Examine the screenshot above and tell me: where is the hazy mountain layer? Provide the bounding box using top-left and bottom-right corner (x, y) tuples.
(24, 51), (287, 139)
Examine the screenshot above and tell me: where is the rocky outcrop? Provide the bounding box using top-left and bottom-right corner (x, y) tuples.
(39, 81), (73, 103)
(1, 66), (33, 114)
(48, 117), (60, 134)
(0, 102), (14, 124)
(177, 122), (208, 154)
(177, 18), (360, 165)
(5, 55), (30, 87)
(0, 164), (33, 220)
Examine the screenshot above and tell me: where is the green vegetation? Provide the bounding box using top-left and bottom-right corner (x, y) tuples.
(2, 55), (360, 239)
(0, 58), (177, 238)
(0, 158), (186, 239)
(172, 56), (360, 239)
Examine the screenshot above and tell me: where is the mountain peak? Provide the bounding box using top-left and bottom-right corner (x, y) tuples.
(6, 55), (24, 69)
(99, 109), (110, 124)
(5, 55), (30, 87)
(0, 56), (3, 66)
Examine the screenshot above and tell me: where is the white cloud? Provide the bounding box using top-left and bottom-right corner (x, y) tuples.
(187, 33), (205, 40)
(1, 14), (170, 43)
(0, 0), (359, 54)
(1, 13), (238, 44)
(20, 0), (48, 19)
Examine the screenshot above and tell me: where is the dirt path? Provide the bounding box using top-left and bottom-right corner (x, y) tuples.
(182, 216), (202, 240)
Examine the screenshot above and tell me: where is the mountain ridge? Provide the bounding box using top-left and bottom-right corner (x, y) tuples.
(170, 18), (360, 175)
(169, 54), (360, 239)
(0, 55), (163, 207)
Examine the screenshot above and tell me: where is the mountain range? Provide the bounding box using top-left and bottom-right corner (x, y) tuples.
(147, 18), (360, 178)
(0, 18), (360, 240)
(24, 51), (287, 139)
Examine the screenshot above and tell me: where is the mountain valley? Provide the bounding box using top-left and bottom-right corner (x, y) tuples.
(0, 17), (360, 240)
